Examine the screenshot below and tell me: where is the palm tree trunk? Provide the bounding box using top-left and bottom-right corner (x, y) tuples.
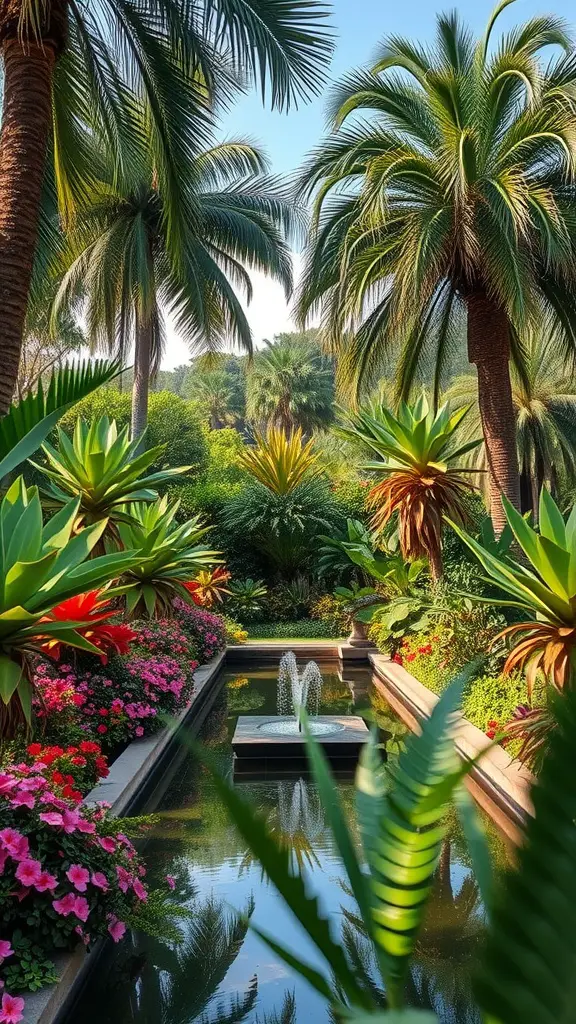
(467, 293), (520, 534)
(428, 545), (443, 584)
(131, 316), (152, 446)
(0, 39), (56, 413)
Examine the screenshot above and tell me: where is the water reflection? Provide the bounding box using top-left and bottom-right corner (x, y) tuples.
(67, 661), (506, 1024)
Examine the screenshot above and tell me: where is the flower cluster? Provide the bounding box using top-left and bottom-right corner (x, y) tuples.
(25, 742), (109, 800)
(172, 601), (226, 662)
(124, 656), (192, 718)
(486, 719), (500, 740)
(129, 619), (199, 681)
(0, 766), (152, 1013)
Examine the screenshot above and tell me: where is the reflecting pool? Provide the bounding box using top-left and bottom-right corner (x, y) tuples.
(67, 660), (508, 1024)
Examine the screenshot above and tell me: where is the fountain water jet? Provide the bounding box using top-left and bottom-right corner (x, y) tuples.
(276, 652), (324, 730)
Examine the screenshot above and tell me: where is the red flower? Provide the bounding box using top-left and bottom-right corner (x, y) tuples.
(39, 590), (137, 662)
(27, 743), (42, 756)
(391, 653), (403, 665)
(79, 741), (101, 754)
(97, 725), (107, 734)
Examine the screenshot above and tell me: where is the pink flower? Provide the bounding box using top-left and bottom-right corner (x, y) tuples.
(132, 879), (147, 902)
(98, 837), (116, 854)
(166, 875), (176, 890)
(53, 893), (78, 917)
(0, 941), (13, 963)
(0, 993), (25, 1024)
(66, 864), (90, 892)
(0, 850), (7, 875)
(62, 810), (81, 834)
(76, 819), (96, 835)
(0, 775), (16, 795)
(91, 871), (109, 891)
(35, 871), (58, 893)
(134, 726), (144, 737)
(73, 897), (90, 923)
(107, 917), (126, 943)
(14, 859), (42, 887)
(116, 865), (131, 893)
(9, 792), (35, 810)
(40, 811), (64, 827)
(0, 829), (29, 859)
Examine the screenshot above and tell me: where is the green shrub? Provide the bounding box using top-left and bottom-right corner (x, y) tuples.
(462, 672), (546, 735)
(245, 619), (343, 639)
(167, 479), (243, 524)
(310, 594), (351, 637)
(204, 427), (247, 484)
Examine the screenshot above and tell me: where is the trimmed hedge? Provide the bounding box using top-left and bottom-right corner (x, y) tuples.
(246, 619), (345, 639)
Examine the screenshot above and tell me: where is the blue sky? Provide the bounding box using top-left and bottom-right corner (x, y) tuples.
(163, 0), (575, 366)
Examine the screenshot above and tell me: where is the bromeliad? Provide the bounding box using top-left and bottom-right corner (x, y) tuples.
(184, 568), (231, 608)
(39, 590), (137, 663)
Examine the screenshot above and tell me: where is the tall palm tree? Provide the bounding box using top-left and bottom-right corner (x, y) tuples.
(446, 328), (576, 518)
(246, 337), (334, 433)
(298, 0), (576, 532)
(187, 368), (238, 429)
(55, 133), (296, 439)
(0, 0), (333, 414)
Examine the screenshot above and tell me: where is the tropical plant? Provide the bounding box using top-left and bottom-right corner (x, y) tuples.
(239, 427), (320, 494)
(187, 370), (240, 430)
(317, 517), (376, 581)
(35, 416), (190, 543)
(449, 488), (576, 692)
(0, 479), (139, 735)
(339, 397), (480, 581)
(184, 567), (232, 608)
(367, 592), (447, 651)
(228, 578), (269, 621)
(246, 337), (334, 432)
(446, 328), (576, 517)
(55, 130), (297, 439)
(299, 2), (576, 532)
(117, 498), (217, 618)
(39, 590), (137, 662)
(0, 0), (333, 412)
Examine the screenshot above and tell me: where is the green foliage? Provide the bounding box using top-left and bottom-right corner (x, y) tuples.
(246, 336), (334, 432)
(59, 391), (208, 477)
(2, 933), (59, 993)
(310, 594), (351, 637)
(245, 619), (344, 639)
(117, 497), (217, 618)
(318, 518), (376, 581)
(204, 427), (247, 484)
(462, 673), (545, 737)
(366, 593), (446, 649)
(228, 578), (268, 621)
(167, 480), (243, 525)
(36, 416), (190, 536)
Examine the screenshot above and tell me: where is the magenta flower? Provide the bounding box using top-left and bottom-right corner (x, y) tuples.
(166, 875), (176, 890)
(39, 811), (64, 827)
(116, 865), (131, 893)
(0, 941), (13, 963)
(0, 775), (16, 796)
(53, 893), (78, 917)
(35, 871), (58, 893)
(76, 819), (96, 835)
(66, 865), (90, 892)
(0, 993), (25, 1024)
(132, 879), (147, 902)
(91, 871), (109, 891)
(107, 917), (126, 943)
(62, 809), (81, 833)
(9, 791), (35, 810)
(73, 897), (90, 923)
(14, 859), (42, 887)
(98, 837), (116, 854)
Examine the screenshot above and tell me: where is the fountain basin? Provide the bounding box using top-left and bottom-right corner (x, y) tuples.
(232, 715), (369, 764)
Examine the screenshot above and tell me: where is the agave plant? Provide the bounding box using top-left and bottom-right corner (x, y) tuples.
(0, 479), (139, 734)
(34, 416), (191, 542)
(339, 396), (480, 581)
(239, 427), (320, 495)
(198, 673), (576, 1022)
(117, 498), (218, 618)
(449, 489), (576, 693)
(227, 578), (268, 621)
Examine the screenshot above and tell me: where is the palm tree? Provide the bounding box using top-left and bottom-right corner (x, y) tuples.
(446, 328), (576, 518)
(246, 337), (334, 433)
(298, 1), (576, 532)
(0, 0), (333, 414)
(55, 132), (296, 439)
(187, 369), (238, 429)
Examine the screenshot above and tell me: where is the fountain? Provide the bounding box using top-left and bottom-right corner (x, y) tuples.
(232, 651), (370, 764)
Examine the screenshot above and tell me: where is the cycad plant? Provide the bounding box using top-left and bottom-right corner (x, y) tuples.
(299, 1), (576, 532)
(0, 0), (333, 411)
(239, 427), (320, 494)
(35, 416), (189, 544)
(117, 498), (217, 618)
(449, 488), (576, 693)
(200, 673), (576, 1022)
(0, 479), (139, 734)
(446, 328), (576, 517)
(339, 396), (480, 581)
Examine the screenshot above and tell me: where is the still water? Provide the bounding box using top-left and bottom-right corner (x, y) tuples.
(68, 660), (508, 1024)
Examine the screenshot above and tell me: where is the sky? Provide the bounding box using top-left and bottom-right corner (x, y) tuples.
(162, 0), (575, 368)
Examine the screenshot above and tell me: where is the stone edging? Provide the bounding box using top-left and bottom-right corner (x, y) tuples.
(22, 651), (226, 1024)
(369, 653), (534, 843)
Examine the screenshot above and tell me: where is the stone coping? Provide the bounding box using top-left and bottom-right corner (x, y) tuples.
(23, 651), (226, 1024)
(369, 653), (534, 842)
(227, 640), (371, 662)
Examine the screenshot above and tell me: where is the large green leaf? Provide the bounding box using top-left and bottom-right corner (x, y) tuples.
(0, 359), (121, 480)
(0, 656), (23, 705)
(475, 690), (576, 1024)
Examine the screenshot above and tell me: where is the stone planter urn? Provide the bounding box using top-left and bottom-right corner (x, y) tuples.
(347, 595), (380, 649)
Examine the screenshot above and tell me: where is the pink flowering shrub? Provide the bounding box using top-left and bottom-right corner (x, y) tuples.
(0, 764), (158, 1008)
(172, 602), (226, 663)
(129, 619), (199, 683)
